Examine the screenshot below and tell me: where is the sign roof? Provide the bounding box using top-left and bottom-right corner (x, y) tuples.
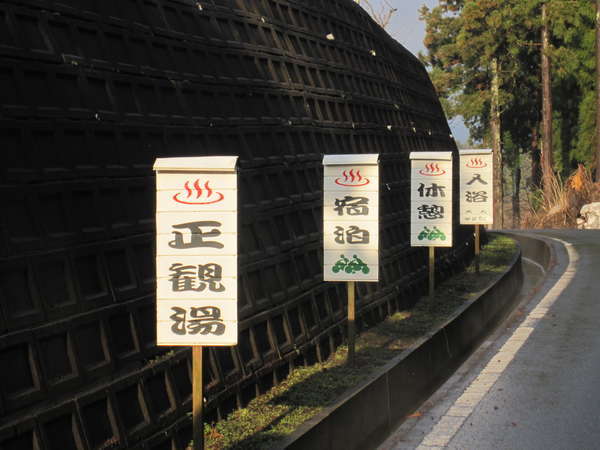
(153, 156), (238, 172)
(459, 149), (493, 156)
(409, 151), (453, 161)
(322, 154), (379, 166)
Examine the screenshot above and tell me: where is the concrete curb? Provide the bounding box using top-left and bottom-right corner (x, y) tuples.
(279, 234), (550, 450)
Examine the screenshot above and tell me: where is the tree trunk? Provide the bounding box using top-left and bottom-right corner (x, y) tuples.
(512, 161), (521, 228)
(491, 57), (503, 229)
(531, 126), (542, 188)
(541, 3), (554, 195)
(596, 0), (600, 181)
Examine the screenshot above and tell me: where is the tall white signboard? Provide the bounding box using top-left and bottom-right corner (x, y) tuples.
(323, 154), (379, 282)
(459, 149), (494, 225)
(410, 152), (453, 247)
(153, 156), (238, 346)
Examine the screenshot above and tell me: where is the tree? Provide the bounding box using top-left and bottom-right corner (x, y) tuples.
(355, 0), (398, 29)
(597, 0), (600, 181)
(541, 2), (554, 198)
(491, 57), (503, 228)
(420, 0), (543, 228)
(421, 0), (597, 227)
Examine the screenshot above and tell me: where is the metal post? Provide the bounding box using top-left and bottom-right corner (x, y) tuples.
(347, 281), (356, 366)
(429, 247), (435, 299)
(475, 224), (481, 274)
(192, 346), (204, 450)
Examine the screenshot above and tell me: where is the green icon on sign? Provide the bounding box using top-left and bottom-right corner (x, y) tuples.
(332, 254), (370, 274)
(417, 226), (446, 241)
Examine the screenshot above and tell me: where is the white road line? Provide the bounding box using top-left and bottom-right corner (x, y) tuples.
(413, 238), (577, 449)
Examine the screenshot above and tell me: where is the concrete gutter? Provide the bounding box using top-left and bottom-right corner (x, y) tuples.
(279, 233), (552, 450)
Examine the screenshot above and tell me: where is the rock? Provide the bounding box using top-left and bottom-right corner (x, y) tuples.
(579, 202), (600, 229)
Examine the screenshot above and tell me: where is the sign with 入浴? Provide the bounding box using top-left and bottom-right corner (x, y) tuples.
(323, 154), (379, 282)
(459, 149), (493, 225)
(153, 156), (238, 346)
(409, 152), (453, 247)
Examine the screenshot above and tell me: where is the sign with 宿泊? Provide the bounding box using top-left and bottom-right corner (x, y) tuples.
(323, 154), (379, 282)
(459, 149), (493, 225)
(410, 152), (453, 247)
(153, 156), (238, 346)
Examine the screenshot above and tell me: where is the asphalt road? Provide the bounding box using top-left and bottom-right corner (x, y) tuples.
(379, 230), (600, 450)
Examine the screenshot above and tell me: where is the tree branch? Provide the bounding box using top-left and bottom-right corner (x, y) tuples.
(356, 0), (398, 29)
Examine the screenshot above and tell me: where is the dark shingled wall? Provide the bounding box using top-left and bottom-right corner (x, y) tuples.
(0, 0), (472, 448)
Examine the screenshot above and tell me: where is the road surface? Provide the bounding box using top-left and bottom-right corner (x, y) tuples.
(379, 230), (600, 450)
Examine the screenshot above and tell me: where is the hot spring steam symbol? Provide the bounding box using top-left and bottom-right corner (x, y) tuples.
(335, 169), (370, 187)
(173, 180), (224, 205)
(419, 163), (446, 176)
(466, 158), (487, 168)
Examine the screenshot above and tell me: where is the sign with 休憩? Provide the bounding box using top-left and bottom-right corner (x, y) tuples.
(459, 149), (493, 225)
(409, 152), (453, 247)
(153, 156), (238, 346)
(323, 154), (379, 282)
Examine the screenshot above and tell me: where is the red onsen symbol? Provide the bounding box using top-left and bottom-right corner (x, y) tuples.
(419, 162), (446, 176)
(172, 180), (224, 205)
(466, 158), (487, 168)
(334, 169), (370, 187)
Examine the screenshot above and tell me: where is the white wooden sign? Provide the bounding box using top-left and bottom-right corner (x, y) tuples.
(409, 152), (453, 247)
(459, 149), (493, 225)
(323, 154), (379, 282)
(153, 156), (238, 346)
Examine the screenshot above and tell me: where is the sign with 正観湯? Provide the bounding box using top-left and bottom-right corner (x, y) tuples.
(323, 154), (379, 282)
(153, 156), (238, 346)
(459, 149), (493, 225)
(410, 152), (453, 247)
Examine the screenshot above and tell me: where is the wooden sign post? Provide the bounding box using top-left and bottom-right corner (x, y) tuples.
(323, 154), (379, 366)
(192, 346), (203, 449)
(459, 149), (494, 274)
(409, 152), (453, 298)
(153, 156), (239, 450)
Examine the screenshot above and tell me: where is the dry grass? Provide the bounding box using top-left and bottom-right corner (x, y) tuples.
(523, 165), (600, 228)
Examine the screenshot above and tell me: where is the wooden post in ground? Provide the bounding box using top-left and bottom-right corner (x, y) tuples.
(347, 281), (356, 366)
(429, 247), (435, 299)
(475, 224), (481, 274)
(192, 346), (204, 450)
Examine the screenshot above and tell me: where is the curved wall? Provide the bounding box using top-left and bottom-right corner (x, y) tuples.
(0, 0), (471, 448)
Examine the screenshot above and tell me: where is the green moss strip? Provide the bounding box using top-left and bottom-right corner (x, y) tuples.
(199, 234), (517, 450)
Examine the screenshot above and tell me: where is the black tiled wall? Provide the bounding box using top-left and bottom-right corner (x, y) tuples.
(0, 0), (472, 447)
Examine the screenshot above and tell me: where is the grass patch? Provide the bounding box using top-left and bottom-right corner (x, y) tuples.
(199, 234), (517, 450)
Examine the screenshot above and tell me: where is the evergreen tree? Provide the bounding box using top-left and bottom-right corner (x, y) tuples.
(421, 0), (597, 224)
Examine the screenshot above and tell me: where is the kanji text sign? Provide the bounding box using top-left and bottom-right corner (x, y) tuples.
(409, 152), (453, 247)
(154, 156), (238, 346)
(459, 149), (493, 225)
(323, 154), (379, 282)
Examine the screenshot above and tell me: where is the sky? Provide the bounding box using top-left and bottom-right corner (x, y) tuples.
(360, 0), (470, 143)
